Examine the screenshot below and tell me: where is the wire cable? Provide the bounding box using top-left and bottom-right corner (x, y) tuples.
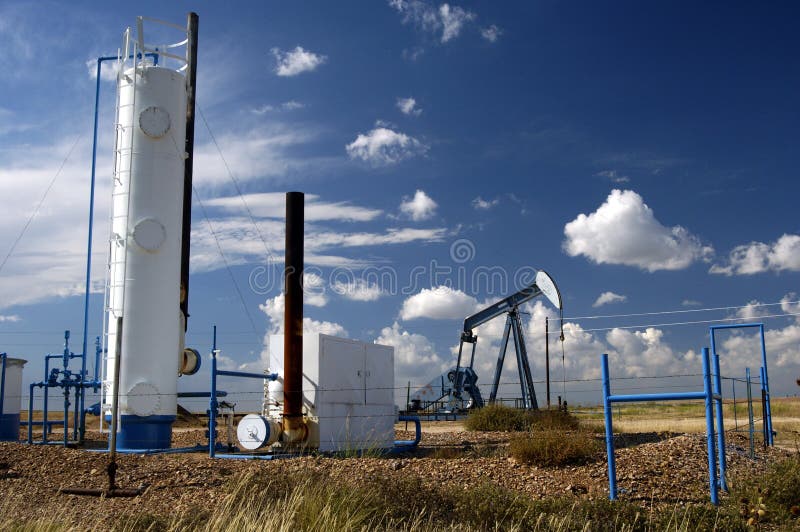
(564, 299), (799, 321)
(0, 134), (84, 274)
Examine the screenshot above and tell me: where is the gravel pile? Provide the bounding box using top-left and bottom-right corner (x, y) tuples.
(0, 426), (790, 528)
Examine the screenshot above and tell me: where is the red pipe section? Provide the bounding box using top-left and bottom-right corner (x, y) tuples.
(283, 192), (306, 441)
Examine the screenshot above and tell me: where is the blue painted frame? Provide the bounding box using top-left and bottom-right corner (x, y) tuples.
(601, 347), (723, 506)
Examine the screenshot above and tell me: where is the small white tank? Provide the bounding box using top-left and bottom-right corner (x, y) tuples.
(1, 357), (27, 441)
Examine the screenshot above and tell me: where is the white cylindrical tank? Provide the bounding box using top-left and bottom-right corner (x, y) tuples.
(0, 357), (27, 441)
(237, 414), (282, 450)
(104, 62), (187, 449)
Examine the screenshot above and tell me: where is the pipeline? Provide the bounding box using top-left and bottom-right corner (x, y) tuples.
(283, 191), (307, 444)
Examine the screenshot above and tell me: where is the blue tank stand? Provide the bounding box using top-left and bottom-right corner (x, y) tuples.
(600, 347), (724, 506)
(0, 413), (20, 441)
(105, 414), (176, 450)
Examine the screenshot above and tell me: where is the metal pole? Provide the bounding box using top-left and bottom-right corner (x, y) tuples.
(601, 354), (617, 500)
(545, 317), (550, 409)
(27, 384), (34, 444)
(209, 325), (217, 458)
(758, 325), (773, 445)
(731, 377), (738, 430)
(283, 192), (305, 440)
(0, 353), (5, 420)
(746, 368), (754, 459)
(712, 351), (727, 491)
(702, 347), (719, 506)
(760, 367), (768, 448)
(179, 12), (199, 328)
(108, 317), (124, 490)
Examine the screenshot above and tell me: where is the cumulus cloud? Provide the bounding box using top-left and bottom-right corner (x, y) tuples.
(376, 322), (445, 382)
(397, 97), (422, 116)
(480, 24), (502, 43)
(400, 286), (478, 320)
(389, 1), (478, 43)
(206, 192), (383, 222)
(332, 279), (385, 302)
(471, 196), (499, 210)
(260, 293), (346, 337)
(271, 46), (327, 77)
(710, 234), (800, 276)
(593, 291), (627, 308)
(563, 189), (713, 272)
(399, 190), (437, 221)
(346, 125), (427, 166)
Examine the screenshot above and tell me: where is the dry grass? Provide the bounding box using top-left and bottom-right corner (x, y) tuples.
(509, 429), (601, 467)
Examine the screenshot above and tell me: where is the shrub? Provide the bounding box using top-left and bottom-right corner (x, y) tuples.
(528, 409), (581, 431)
(509, 429), (601, 467)
(465, 403), (531, 432)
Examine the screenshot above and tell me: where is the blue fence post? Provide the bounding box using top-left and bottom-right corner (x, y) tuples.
(712, 351), (728, 491)
(601, 353), (617, 500)
(702, 347), (719, 506)
(758, 325), (773, 446)
(209, 326), (218, 458)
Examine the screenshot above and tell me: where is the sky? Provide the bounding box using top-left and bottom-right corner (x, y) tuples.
(1, 1), (798, 413)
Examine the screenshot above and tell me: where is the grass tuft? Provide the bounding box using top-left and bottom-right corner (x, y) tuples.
(465, 404), (582, 433)
(509, 429), (601, 467)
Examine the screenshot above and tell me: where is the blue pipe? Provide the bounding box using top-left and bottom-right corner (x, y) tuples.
(712, 351), (728, 491)
(0, 353), (6, 420)
(394, 415), (421, 448)
(702, 347), (719, 506)
(601, 354), (617, 500)
(607, 391), (706, 403)
(758, 325), (773, 445)
(217, 370), (278, 381)
(209, 326), (218, 458)
(27, 383), (35, 443)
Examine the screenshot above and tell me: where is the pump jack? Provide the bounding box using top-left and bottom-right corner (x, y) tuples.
(408, 271), (563, 412)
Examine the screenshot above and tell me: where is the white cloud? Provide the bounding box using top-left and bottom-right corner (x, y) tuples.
(271, 46), (327, 77)
(303, 272), (328, 308)
(593, 291), (627, 308)
(332, 279), (385, 302)
(734, 299), (770, 320)
(439, 4), (475, 43)
(260, 293), (346, 337)
(471, 196), (499, 210)
(400, 286), (478, 320)
(206, 193), (383, 222)
(563, 189), (713, 272)
(346, 125), (427, 166)
(0, 314), (20, 322)
(193, 124), (338, 187)
(85, 58), (119, 82)
(389, 1), (477, 43)
(710, 234), (800, 276)
(399, 190), (437, 221)
(397, 97), (422, 116)
(595, 169), (630, 183)
(682, 299), (702, 307)
(250, 101), (305, 115)
(376, 322), (445, 382)
(480, 24), (502, 43)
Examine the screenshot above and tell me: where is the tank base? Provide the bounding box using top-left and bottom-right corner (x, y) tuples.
(106, 415), (175, 450)
(0, 413), (20, 441)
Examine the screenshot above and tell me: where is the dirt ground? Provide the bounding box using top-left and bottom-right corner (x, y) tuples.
(0, 422), (792, 529)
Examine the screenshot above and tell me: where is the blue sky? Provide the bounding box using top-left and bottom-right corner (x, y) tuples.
(1, 1), (798, 410)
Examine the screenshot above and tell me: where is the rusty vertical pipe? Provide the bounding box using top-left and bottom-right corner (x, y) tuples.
(283, 192), (306, 442)
(179, 12), (199, 328)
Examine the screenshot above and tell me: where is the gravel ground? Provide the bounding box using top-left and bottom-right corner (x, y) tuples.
(0, 426), (791, 529)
